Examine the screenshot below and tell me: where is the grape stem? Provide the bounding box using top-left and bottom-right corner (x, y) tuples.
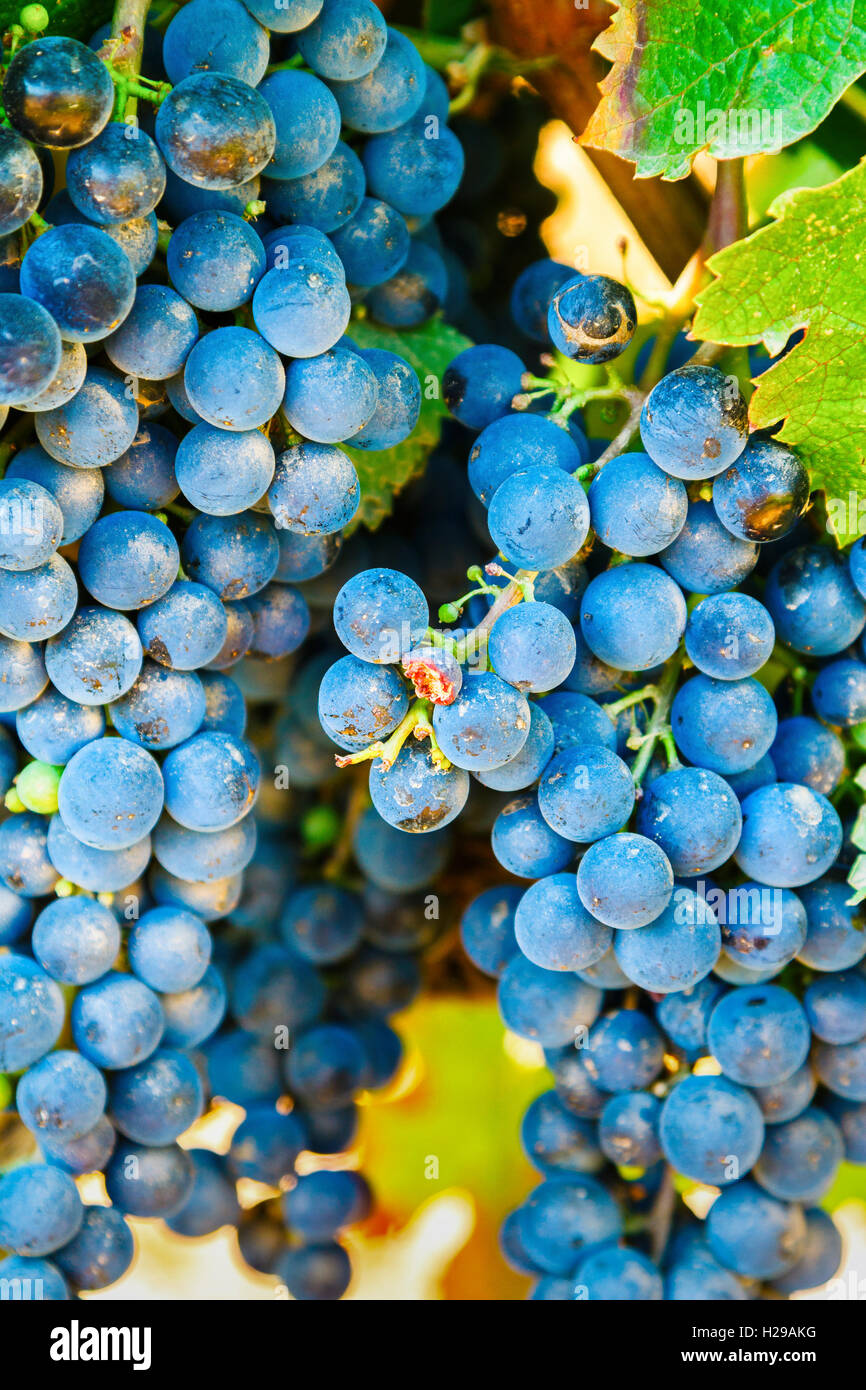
(647, 1163), (677, 1264)
(106, 0), (154, 121)
(629, 650), (685, 789)
(334, 698), (452, 772)
(322, 770), (370, 883)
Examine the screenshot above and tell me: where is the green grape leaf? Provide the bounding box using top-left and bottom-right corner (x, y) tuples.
(581, 0), (866, 179)
(0, 0), (113, 39)
(693, 159), (866, 546)
(342, 314), (471, 530)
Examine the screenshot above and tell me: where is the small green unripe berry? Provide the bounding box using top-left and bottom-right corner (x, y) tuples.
(15, 760), (63, 815)
(301, 804), (341, 850)
(439, 602), (461, 623)
(3, 786), (25, 814)
(19, 5), (48, 32)
(54, 879), (75, 898)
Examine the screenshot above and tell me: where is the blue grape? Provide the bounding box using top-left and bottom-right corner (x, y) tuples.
(105, 283), (198, 380)
(815, 1037), (866, 1101)
(0, 1255), (68, 1300)
(725, 752), (778, 801)
(160, 166), (262, 224)
(20, 224), (135, 342)
(510, 258), (574, 342)
(671, 674), (777, 775)
(735, 783), (842, 887)
(269, 442), (359, 534)
(0, 126), (43, 235)
(352, 808), (452, 891)
(279, 883), (363, 964)
(514, 1176), (621, 1276)
(329, 197), (410, 286)
(576, 1245), (662, 1300)
(537, 745), (635, 842)
(0, 811), (57, 896)
(0, 294), (61, 405)
(276, 1244), (351, 1301)
(467, 412), (582, 508)
(583, 1009), (665, 1092)
(281, 1170), (371, 1241)
(54, 1205), (134, 1291)
(825, 1096), (866, 1161)
(167, 210), (265, 312)
(338, 944), (421, 1018)
(105, 423), (179, 510)
(474, 701), (555, 792)
(521, 1090), (602, 1175)
(712, 435), (809, 542)
(162, 0), (268, 84)
(199, 670), (247, 736)
(3, 36), (113, 147)
(162, 730), (258, 832)
(497, 954), (601, 1046)
(0, 1164), (82, 1257)
(598, 1091), (661, 1168)
(488, 463), (590, 570)
(708, 983), (810, 1085)
(108, 1048), (203, 1145)
(535, 690), (617, 756)
(66, 121), (165, 224)
(515, 871), (611, 970)
(443, 343), (525, 431)
(71, 971), (164, 1070)
(0, 477), (63, 572)
(0, 554), (77, 640)
(181, 510), (280, 599)
(580, 563), (686, 670)
(349, 347), (421, 449)
(363, 118), (464, 217)
(32, 895), (120, 985)
(771, 1208), (843, 1294)
(804, 970), (866, 1043)
(184, 327), (285, 431)
(659, 1074), (764, 1185)
(136, 580), (229, 672)
(284, 1023), (366, 1108)
(432, 671), (530, 771)
(0, 953), (64, 1071)
(355, 1018), (403, 1088)
(263, 221), (343, 274)
(253, 260), (351, 358)
(812, 657), (866, 726)
(16, 1049), (106, 1143)
(720, 882), (807, 972)
(367, 239), (448, 327)
(259, 68), (341, 179)
(705, 1179), (806, 1279)
(640, 366), (748, 479)
(318, 653), (408, 751)
(245, 582), (310, 658)
(0, 883), (34, 947)
(155, 72), (276, 189)
(588, 452), (687, 557)
(368, 739), (469, 831)
(46, 815), (151, 893)
(127, 906), (211, 993)
(327, 27), (424, 133)
(752, 1064), (817, 1125)
(685, 592), (775, 679)
(166, 1148), (240, 1237)
(659, 499), (758, 594)
(766, 545), (866, 656)
(575, 946), (634, 989)
(160, 967), (227, 1049)
(491, 794), (573, 877)
(333, 566), (427, 663)
(36, 365), (139, 466)
(753, 1107), (843, 1203)
(283, 343), (379, 442)
(797, 880), (866, 971)
(663, 1234), (748, 1301)
(576, 831), (674, 929)
(547, 1046), (606, 1117)
(105, 1139), (194, 1217)
(14, 338), (88, 413)
(548, 274), (636, 364)
(263, 141), (365, 232)
(153, 813), (255, 883)
(460, 884), (521, 977)
(297, 0), (387, 79)
(7, 445), (103, 544)
(770, 715), (845, 795)
(206, 599), (255, 667)
(109, 664), (205, 753)
(636, 767), (743, 875)
(488, 601), (577, 693)
(614, 885), (721, 993)
(58, 736), (163, 850)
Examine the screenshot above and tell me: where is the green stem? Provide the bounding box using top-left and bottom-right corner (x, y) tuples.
(604, 684), (658, 721)
(630, 652), (684, 787)
(839, 81), (866, 122)
(109, 0), (152, 121)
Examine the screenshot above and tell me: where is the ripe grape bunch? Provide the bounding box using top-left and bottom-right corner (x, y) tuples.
(320, 259), (866, 1296)
(0, 0), (464, 1303)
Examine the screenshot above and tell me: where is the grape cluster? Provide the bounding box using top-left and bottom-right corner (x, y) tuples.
(0, 0), (466, 1302)
(316, 243), (866, 1297)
